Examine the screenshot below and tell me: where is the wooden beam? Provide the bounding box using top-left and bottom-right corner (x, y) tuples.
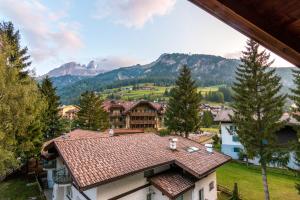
(189, 0), (300, 67)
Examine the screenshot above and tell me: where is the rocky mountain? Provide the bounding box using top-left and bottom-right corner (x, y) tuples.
(52, 53), (295, 104)
(42, 61), (107, 78)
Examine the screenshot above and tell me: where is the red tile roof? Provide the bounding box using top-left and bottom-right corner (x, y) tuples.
(103, 100), (163, 113)
(46, 130), (230, 190)
(109, 128), (145, 135)
(149, 171), (195, 198)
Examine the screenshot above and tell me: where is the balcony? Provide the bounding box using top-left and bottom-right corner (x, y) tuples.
(43, 159), (56, 170)
(110, 112), (122, 117)
(53, 168), (72, 185)
(130, 120), (156, 125)
(130, 112), (156, 117)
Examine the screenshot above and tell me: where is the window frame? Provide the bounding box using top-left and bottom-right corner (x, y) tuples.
(209, 181), (215, 191)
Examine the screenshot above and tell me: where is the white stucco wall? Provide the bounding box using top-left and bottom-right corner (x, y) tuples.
(51, 161), (219, 200)
(192, 172), (217, 200)
(150, 186), (169, 200)
(220, 123), (241, 146)
(96, 172), (148, 200)
(71, 186), (97, 200)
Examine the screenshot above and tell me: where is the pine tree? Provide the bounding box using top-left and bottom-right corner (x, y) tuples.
(165, 65), (202, 138)
(0, 31), (46, 175)
(201, 111), (214, 128)
(77, 91), (109, 131)
(0, 21), (31, 78)
(290, 69), (300, 193)
(39, 76), (63, 139)
(230, 183), (240, 200)
(231, 39), (286, 200)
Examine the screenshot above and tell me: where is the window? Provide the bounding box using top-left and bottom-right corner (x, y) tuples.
(199, 188), (204, 200)
(146, 193), (151, 200)
(66, 186), (72, 199)
(232, 135), (239, 142)
(144, 169), (154, 177)
(175, 195), (183, 200)
(228, 125), (237, 135)
(209, 181), (214, 191)
(233, 147), (240, 153)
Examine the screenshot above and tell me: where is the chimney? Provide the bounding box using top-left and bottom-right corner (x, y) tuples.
(109, 129), (114, 137)
(205, 144), (213, 153)
(169, 138), (178, 150)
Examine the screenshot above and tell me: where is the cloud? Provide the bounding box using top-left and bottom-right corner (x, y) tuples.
(0, 0), (83, 62)
(95, 56), (141, 70)
(94, 0), (176, 28)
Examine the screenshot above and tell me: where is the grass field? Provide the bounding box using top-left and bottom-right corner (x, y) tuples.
(217, 162), (300, 200)
(0, 177), (44, 200)
(102, 83), (224, 101)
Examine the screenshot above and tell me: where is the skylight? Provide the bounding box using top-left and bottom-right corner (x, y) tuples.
(186, 146), (199, 153)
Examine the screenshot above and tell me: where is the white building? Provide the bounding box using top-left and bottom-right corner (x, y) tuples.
(214, 109), (299, 169)
(41, 129), (230, 200)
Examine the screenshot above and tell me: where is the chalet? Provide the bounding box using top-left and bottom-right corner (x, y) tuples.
(41, 129), (230, 200)
(214, 109), (299, 169)
(103, 100), (164, 129)
(59, 105), (80, 120)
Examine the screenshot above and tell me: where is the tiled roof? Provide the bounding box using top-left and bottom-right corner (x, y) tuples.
(214, 109), (234, 122)
(103, 100), (163, 113)
(149, 171), (195, 198)
(49, 130), (230, 190)
(41, 129), (107, 158)
(109, 128), (144, 135)
(215, 110), (300, 125)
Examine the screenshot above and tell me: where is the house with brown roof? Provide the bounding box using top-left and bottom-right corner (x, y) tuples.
(42, 129), (230, 200)
(103, 100), (164, 129)
(214, 109), (299, 169)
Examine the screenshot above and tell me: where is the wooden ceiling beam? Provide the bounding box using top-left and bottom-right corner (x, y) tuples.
(189, 0), (300, 67)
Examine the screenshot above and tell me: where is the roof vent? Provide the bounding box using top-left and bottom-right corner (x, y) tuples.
(109, 129), (114, 137)
(205, 144), (213, 153)
(61, 133), (69, 140)
(169, 138), (178, 150)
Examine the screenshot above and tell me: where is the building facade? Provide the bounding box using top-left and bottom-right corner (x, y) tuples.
(215, 110), (299, 169)
(58, 105), (80, 120)
(103, 100), (164, 129)
(42, 129), (230, 200)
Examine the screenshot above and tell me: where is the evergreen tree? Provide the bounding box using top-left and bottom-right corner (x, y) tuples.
(0, 21), (31, 78)
(230, 183), (240, 200)
(290, 69), (300, 193)
(39, 76), (63, 139)
(201, 111), (214, 128)
(218, 86), (233, 102)
(231, 39), (286, 200)
(77, 91), (109, 131)
(165, 65), (202, 138)
(0, 30), (46, 176)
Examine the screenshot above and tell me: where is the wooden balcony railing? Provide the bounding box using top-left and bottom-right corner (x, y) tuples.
(130, 112), (156, 116)
(130, 120), (156, 125)
(110, 112), (122, 116)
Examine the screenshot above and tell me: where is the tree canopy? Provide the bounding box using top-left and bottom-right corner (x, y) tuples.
(231, 39), (286, 200)
(0, 22), (46, 176)
(77, 91), (109, 131)
(164, 65), (202, 137)
(39, 76), (64, 139)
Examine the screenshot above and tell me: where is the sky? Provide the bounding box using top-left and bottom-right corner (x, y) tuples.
(0, 0), (295, 75)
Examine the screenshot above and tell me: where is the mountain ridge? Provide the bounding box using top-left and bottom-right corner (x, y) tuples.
(47, 53), (295, 104)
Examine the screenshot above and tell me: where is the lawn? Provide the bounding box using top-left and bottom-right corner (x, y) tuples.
(0, 177), (44, 200)
(217, 162), (300, 200)
(102, 83), (225, 102)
